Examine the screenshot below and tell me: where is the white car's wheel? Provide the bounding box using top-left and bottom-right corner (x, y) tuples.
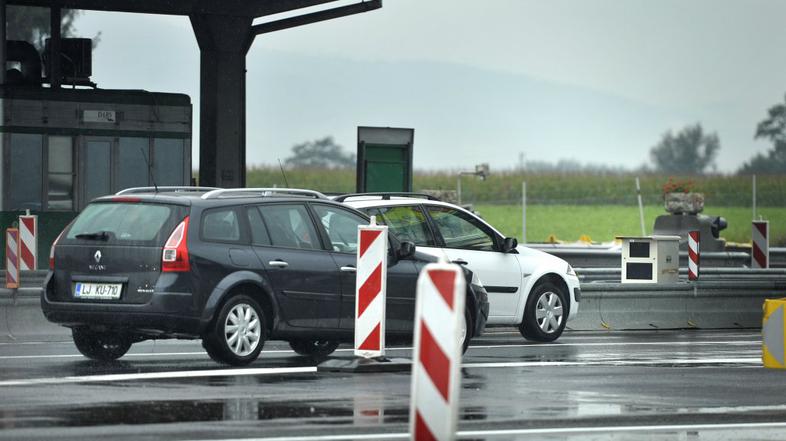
(519, 282), (567, 342)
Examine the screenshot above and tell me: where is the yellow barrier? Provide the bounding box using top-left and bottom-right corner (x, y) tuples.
(763, 298), (786, 369)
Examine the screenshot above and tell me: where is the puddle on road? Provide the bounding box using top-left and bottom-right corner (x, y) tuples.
(0, 399), (488, 429)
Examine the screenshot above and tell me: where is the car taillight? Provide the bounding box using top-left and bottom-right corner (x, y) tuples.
(49, 229), (66, 270)
(162, 216), (190, 272)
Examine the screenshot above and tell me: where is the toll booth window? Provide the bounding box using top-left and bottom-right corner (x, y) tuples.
(84, 140), (112, 204)
(153, 138), (185, 186)
(9, 134), (43, 210)
(47, 136), (74, 210)
(117, 137), (150, 190)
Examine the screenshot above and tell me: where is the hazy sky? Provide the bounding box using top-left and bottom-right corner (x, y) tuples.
(72, 0), (786, 172)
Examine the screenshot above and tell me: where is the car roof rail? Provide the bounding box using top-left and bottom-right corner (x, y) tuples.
(333, 192), (440, 202)
(116, 186), (221, 195)
(201, 188), (328, 200)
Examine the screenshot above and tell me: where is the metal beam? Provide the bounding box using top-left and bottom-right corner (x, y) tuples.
(49, 5), (62, 88)
(6, 0), (342, 18)
(250, 0), (381, 36)
(254, 0), (337, 17)
(190, 14), (252, 188)
(0, 0), (6, 84)
(7, 0), (196, 15)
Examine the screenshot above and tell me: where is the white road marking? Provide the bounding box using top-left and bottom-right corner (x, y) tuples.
(460, 421), (786, 437)
(0, 356), (760, 387)
(0, 339), (761, 360)
(0, 366), (317, 387)
(462, 357), (762, 368)
(0, 351), (207, 360)
(466, 340), (760, 350)
(179, 421), (786, 441)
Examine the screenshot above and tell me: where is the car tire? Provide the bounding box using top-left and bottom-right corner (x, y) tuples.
(203, 294), (267, 366)
(519, 282), (568, 342)
(460, 306), (474, 354)
(289, 339), (340, 357)
(72, 328), (132, 361)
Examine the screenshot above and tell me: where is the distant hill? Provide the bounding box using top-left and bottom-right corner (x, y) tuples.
(246, 50), (763, 172)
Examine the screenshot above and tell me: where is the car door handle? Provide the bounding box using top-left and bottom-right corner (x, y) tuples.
(340, 266), (357, 273)
(268, 260), (289, 268)
(452, 259), (469, 266)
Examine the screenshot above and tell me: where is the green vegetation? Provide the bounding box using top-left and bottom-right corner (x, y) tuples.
(248, 167), (785, 207)
(246, 166), (784, 245)
(476, 204), (786, 246)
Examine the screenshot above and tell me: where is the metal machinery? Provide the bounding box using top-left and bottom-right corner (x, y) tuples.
(653, 214), (728, 252)
(0, 0), (382, 268)
(1, 38), (192, 268)
(2, 0), (381, 190)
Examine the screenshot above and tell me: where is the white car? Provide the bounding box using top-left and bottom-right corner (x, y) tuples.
(337, 192), (580, 342)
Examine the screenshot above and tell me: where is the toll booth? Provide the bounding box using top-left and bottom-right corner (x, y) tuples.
(0, 86), (192, 268)
(356, 126), (414, 193)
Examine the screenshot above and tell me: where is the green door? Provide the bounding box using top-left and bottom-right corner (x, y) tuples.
(362, 143), (411, 192)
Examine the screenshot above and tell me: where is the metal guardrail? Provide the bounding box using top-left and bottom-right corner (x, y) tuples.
(569, 278), (786, 331)
(530, 243), (786, 268)
(0, 270), (47, 288)
(577, 267), (786, 283)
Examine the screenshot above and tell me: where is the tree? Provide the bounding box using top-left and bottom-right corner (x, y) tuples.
(738, 93), (786, 174)
(284, 137), (355, 169)
(649, 124), (720, 174)
(7, 6), (83, 49)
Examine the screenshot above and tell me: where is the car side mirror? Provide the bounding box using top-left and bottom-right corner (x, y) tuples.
(397, 241), (416, 259)
(501, 237), (518, 253)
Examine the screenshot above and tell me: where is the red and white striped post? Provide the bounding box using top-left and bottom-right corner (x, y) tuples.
(354, 216), (388, 358)
(410, 258), (465, 441)
(5, 228), (20, 289)
(752, 220), (769, 269)
(19, 212), (37, 271)
(687, 230), (700, 281)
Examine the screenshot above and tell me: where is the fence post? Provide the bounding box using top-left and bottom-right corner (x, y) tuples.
(752, 174), (757, 221)
(521, 181), (527, 244)
(636, 177), (646, 236)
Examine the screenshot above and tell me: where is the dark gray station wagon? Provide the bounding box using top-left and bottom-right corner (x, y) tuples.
(42, 187), (489, 365)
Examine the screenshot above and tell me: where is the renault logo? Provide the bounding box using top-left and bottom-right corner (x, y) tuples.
(94, 250), (102, 263)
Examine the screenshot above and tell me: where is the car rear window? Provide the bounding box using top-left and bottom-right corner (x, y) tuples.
(65, 202), (185, 245)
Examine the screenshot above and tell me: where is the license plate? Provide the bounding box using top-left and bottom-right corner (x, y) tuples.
(74, 282), (122, 300)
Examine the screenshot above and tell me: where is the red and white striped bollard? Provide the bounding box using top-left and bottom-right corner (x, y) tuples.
(19, 213), (37, 270)
(5, 228), (20, 289)
(354, 216), (388, 358)
(410, 258), (465, 441)
(752, 220), (769, 269)
(687, 230), (700, 281)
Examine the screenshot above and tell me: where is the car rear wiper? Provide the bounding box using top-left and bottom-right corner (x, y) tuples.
(74, 231), (111, 241)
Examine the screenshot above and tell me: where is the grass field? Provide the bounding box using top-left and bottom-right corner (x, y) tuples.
(476, 204), (786, 246)
(244, 166), (785, 245)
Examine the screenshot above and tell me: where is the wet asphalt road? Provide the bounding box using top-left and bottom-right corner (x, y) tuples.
(1, 329), (785, 440)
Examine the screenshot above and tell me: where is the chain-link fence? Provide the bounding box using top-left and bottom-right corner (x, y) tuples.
(246, 167), (785, 245)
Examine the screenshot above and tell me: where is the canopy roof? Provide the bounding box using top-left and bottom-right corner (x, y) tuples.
(6, 0), (335, 17)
